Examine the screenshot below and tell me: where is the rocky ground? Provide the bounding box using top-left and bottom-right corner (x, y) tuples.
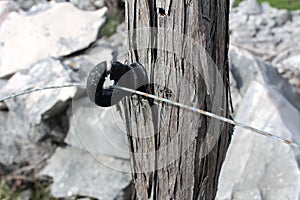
(230, 0), (300, 92)
(0, 0), (299, 199)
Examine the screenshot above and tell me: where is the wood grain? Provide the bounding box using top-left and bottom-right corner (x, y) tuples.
(119, 0), (233, 199)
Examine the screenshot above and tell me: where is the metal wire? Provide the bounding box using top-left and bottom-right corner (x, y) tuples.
(0, 83), (84, 102)
(0, 83), (299, 149)
(113, 85), (300, 150)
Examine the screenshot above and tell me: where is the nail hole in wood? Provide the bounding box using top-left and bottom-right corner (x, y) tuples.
(158, 8), (166, 16)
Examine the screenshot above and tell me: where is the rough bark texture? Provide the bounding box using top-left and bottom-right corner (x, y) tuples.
(119, 1), (233, 199)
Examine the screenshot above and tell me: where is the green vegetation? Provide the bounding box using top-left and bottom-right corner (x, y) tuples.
(234, 0), (300, 10)
(0, 175), (54, 200)
(101, 14), (123, 38)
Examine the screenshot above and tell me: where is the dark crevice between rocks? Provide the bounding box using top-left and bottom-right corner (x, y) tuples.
(114, 181), (133, 200)
(39, 102), (71, 147)
(0, 73), (14, 80)
(0, 103), (9, 111)
(59, 42), (98, 61)
(0, 103), (71, 199)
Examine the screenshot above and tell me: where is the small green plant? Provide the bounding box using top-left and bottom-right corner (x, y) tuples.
(101, 14), (123, 37)
(0, 173), (54, 200)
(234, 0), (300, 10)
(31, 178), (54, 200)
(0, 178), (21, 200)
(0, 180), (10, 200)
(234, 0), (244, 7)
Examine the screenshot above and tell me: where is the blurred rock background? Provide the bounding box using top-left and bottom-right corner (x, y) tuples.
(0, 0), (299, 199)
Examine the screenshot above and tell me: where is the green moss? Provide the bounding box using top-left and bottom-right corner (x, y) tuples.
(234, 0), (300, 10)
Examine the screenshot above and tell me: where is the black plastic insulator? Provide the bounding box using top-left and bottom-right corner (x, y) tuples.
(86, 61), (150, 107)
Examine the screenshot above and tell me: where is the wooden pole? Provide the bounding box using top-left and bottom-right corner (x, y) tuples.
(119, 1), (233, 199)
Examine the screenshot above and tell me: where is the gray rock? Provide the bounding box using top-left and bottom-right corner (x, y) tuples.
(229, 2), (300, 92)
(0, 79), (6, 89)
(280, 54), (300, 73)
(274, 9), (291, 26)
(0, 58), (73, 156)
(0, 110), (59, 170)
(66, 96), (129, 159)
(292, 10), (300, 26)
(0, 58), (77, 126)
(0, 79), (7, 110)
(277, 54), (300, 87)
(12, 0), (105, 11)
(229, 71), (242, 111)
(63, 39), (116, 84)
(229, 46), (300, 112)
(270, 27), (292, 45)
(261, 2), (277, 14)
(12, 0), (47, 10)
(40, 146), (131, 199)
(0, 2), (107, 77)
(70, 0), (105, 11)
(216, 81), (300, 200)
(0, 1), (20, 22)
(238, 0), (262, 15)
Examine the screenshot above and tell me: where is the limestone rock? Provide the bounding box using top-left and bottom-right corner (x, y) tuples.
(229, 45), (300, 112)
(63, 39), (116, 84)
(40, 146), (131, 199)
(70, 0), (105, 11)
(0, 2), (107, 77)
(12, 0), (105, 11)
(0, 58), (77, 125)
(66, 96), (129, 159)
(230, 2), (300, 91)
(238, 0), (262, 15)
(0, 79), (7, 110)
(0, 1), (19, 25)
(0, 110), (62, 170)
(12, 0), (47, 11)
(217, 81), (300, 200)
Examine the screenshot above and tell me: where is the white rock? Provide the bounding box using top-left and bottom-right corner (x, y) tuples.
(238, 0), (262, 15)
(0, 110), (60, 169)
(40, 146), (131, 199)
(70, 0), (105, 10)
(0, 2), (107, 77)
(261, 2), (277, 14)
(229, 45), (300, 111)
(0, 1), (19, 24)
(0, 58), (77, 125)
(217, 81), (300, 200)
(12, 0), (48, 11)
(63, 39), (115, 83)
(66, 96), (130, 159)
(0, 79), (7, 110)
(229, 1), (300, 91)
(280, 54), (300, 72)
(274, 9), (291, 26)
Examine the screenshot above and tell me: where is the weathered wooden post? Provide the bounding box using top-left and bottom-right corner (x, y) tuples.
(119, 1), (233, 199)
